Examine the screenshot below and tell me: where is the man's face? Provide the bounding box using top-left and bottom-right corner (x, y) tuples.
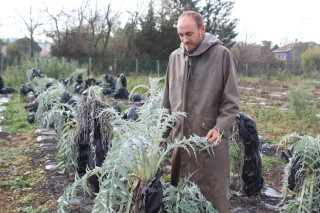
(177, 16), (205, 52)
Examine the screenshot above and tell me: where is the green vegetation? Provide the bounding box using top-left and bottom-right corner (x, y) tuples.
(301, 46), (320, 73)
(288, 90), (318, 135)
(2, 57), (85, 88)
(126, 74), (165, 95)
(1, 58), (320, 212)
(5, 38), (42, 65)
(19, 205), (49, 213)
(280, 133), (320, 212)
(261, 155), (284, 168)
(2, 94), (36, 134)
(58, 77), (218, 212)
(0, 131), (49, 212)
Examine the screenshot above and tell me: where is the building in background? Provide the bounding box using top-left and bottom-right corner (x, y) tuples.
(272, 44), (294, 61)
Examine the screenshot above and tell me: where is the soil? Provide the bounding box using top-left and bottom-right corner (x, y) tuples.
(1, 78), (320, 213)
(0, 129), (287, 213)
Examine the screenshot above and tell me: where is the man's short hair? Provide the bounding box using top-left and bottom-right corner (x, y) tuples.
(179, 11), (204, 29)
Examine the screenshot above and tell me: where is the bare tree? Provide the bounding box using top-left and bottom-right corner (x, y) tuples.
(279, 37), (293, 46)
(102, 1), (122, 51)
(15, 7), (43, 58)
(73, 0), (90, 33)
(43, 4), (71, 56)
(85, 0), (104, 52)
(231, 30), (257, 62)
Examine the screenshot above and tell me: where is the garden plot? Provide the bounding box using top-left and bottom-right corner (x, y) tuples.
(1, 74), (320, 213)
(238, 80), (320, 115)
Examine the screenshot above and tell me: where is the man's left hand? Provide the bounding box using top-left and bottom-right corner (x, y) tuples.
(205, 128), (221, 147)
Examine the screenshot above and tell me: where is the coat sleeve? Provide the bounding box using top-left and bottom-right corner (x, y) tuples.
(214, 49), (239, 135)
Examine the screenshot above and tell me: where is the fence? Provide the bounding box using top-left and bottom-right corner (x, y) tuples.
(65, 57), (319, 77)
(237, 62), (319, 76)
(2, 55), (319, 77)
(63, 56), (169, 77)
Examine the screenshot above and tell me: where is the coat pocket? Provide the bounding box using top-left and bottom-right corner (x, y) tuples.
(195, 115), (217, 137)
(198, 116), (216, 129)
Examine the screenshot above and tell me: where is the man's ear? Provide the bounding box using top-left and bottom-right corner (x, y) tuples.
(200, 25), (205, 34)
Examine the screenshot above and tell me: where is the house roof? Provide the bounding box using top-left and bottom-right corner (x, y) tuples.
(272, 43), (294, 53)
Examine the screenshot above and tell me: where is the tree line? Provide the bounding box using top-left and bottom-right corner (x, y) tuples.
(2, 0), (238, 61)
(1, 0), (320, 73)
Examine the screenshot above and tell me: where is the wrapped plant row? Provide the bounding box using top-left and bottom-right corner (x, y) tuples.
(279, 133), (320, 213)
(20, 68), (218, 213)
(229, 112), (265, 197)
(56, 77), (218, 212)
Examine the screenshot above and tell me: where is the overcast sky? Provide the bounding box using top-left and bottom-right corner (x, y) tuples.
(0, 0), (319, 46)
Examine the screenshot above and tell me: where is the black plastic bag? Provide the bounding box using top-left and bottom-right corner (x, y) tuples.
(112, 101), (121, 114)
(242, 151), (265, 196)
(0, 75), (4, 89)
(118, 73), (127, 88)
(102, 87), (113, 95)
(121, 106), (139, 121)
(60, 91), (72, 103)
(76, 74), (83, 84)
(0, 87), (18, 94)
(104, 74), (116, 89)
(85, 76), (96, 88)
(75, 83), (85, 94)
(281, 144), (302, 191)
(130, 94), (145, 102)
(288, 156), (301, 191)
(32, 69), (43, 78)
(258, 135), (269, 155)
(114, 87), (129, 99)
(141, 168), (163, 213)
(281, 144), (295, 163)
(27, 112), (36, 123)
(77, 132), (109, 193)
(21, 83), (32, 96)
(237, 112), (264, 196)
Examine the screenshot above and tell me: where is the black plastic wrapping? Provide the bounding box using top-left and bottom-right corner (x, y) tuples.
(114, 87), (129, 99)
(121, 106), (139, 121)
(141, 168), (163, 213)
(237, 112), (264, 196)
(77, 128), (110, 193)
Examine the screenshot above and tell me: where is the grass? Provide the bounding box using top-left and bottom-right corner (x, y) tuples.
(240, 103), (319, 145)
(1, 60), (320, 212)
(19, 206), (49, 213)
(261, 154), (284, 168)
(126, 74), (165, 95)
(0, 139), (9, 145)
(2, 94), (36, 134)
(3, 57), (85, 89)
(0, 130), (48, 212)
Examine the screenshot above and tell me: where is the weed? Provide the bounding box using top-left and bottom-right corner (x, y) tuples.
(19, 206), (49, 213)
(288, 90), (318, 135)
(162, 157), (170, 162)
(2, 94), (36, 134)
(0, 139), (9, 145)
(164, 174), (171, 183)
(116, 102), (130, 112)
(2, 57), (85, 88)
(260, 155), (284, 168)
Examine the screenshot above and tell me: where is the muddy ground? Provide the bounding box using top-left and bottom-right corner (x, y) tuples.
(1, 78), (320, 213)
(0, 130), (286, 213)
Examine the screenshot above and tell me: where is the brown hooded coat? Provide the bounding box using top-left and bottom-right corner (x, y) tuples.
(161, 33), (239, 212)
